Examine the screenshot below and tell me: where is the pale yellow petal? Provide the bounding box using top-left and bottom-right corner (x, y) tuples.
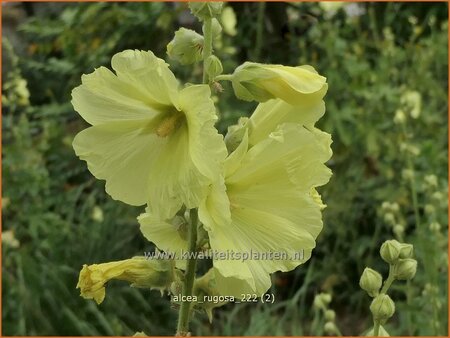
(248, 98), (325, 146)
(111, 50), (180, 108)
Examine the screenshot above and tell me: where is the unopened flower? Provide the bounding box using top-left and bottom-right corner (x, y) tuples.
(380, 239), (401, 264)
(72, 50), (227, 219)
(189, 2), (223, 21)
(360, 268), (382, 297)
(393, 258), (417, 280)
(370, 294), (395, 323)
(230, 63), (327, 105)
(167, 28), (204, 65)
(76, 257), (175, 304)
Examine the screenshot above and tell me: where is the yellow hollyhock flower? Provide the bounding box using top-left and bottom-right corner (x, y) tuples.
(198, 123), (332, 296)
(72, 50), (227, 219)
(76, 257), (175, 304)
(140, 123), (332, 296)
(231, 63), (327, 105)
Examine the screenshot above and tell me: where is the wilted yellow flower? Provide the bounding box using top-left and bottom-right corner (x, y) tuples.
(72, 50), (227, 219)
(76, 257), (175, 304)
(230, 63), (327, 105)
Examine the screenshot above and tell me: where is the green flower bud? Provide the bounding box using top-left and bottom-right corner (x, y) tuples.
(424, 204), (435, 215)
(189, 2), (223, 21)
(390, 203), (399, 212)
(313, 292), (331, 310)
(370, 294), (395, 323)
(431, 191), (443, 202)
(398, 243), (413, 259)
(429, 221), (441, 232)
(205, 55), (223, 81)
(359, 268), (382, 297)
(381, 201), (390, 210)
(383, 212), (395, 224)
(393, 258), (417, 280)
(393, 109), (406, 124)
(324, 321), (338, 335)
(380, 240), (401, 264)
(325, 309), (336, 321)
(167, 28), (204, 65)
(402, 169), (414, 181)
(424, 174), (438, 188)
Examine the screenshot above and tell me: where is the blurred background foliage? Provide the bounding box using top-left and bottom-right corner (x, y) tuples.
(2, 2), (448, 336)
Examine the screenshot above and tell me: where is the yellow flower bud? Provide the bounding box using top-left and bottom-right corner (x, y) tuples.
(393, 258), (417, 280)
(189, 2), (223, 21)
(380, 239), (401, 264)
(167, 28), (204, 65)
(370, 294), (395, 323)
(76, 257), (175, 304)
(230, 62), (327, 105)
(359, 268), (382, 297)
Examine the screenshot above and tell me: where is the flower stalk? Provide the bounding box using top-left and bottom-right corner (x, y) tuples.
(176, 208), (198, 336)
(202, 18), (213, 84)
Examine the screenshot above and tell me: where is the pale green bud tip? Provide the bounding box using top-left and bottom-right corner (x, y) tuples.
(393, 258), (417, 280)
(370, 294), (395, 323)
(189, 2), (223, 20)
(167, 28), (204, 65)
(380, 239), (401, 264)
(205, 55), (223, 81)
(359, 268), (382, 297)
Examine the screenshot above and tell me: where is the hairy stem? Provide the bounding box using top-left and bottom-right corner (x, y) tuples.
(202, 18), (213, 84)
(176, 209), (198, 336)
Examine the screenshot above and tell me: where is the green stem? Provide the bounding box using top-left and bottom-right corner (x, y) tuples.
(380, 264), (395, 294)
(202, 18), (213, 84)
(373, 321), (381, 336)
(254, 1), (266, 60)
(176, 209), (198, 336)
(215, 74), (233, 81)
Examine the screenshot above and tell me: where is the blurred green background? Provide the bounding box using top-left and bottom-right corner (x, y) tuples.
(2, 2), (448, 336)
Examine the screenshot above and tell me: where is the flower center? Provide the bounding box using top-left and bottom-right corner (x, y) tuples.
(156, 111), (186, 138)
